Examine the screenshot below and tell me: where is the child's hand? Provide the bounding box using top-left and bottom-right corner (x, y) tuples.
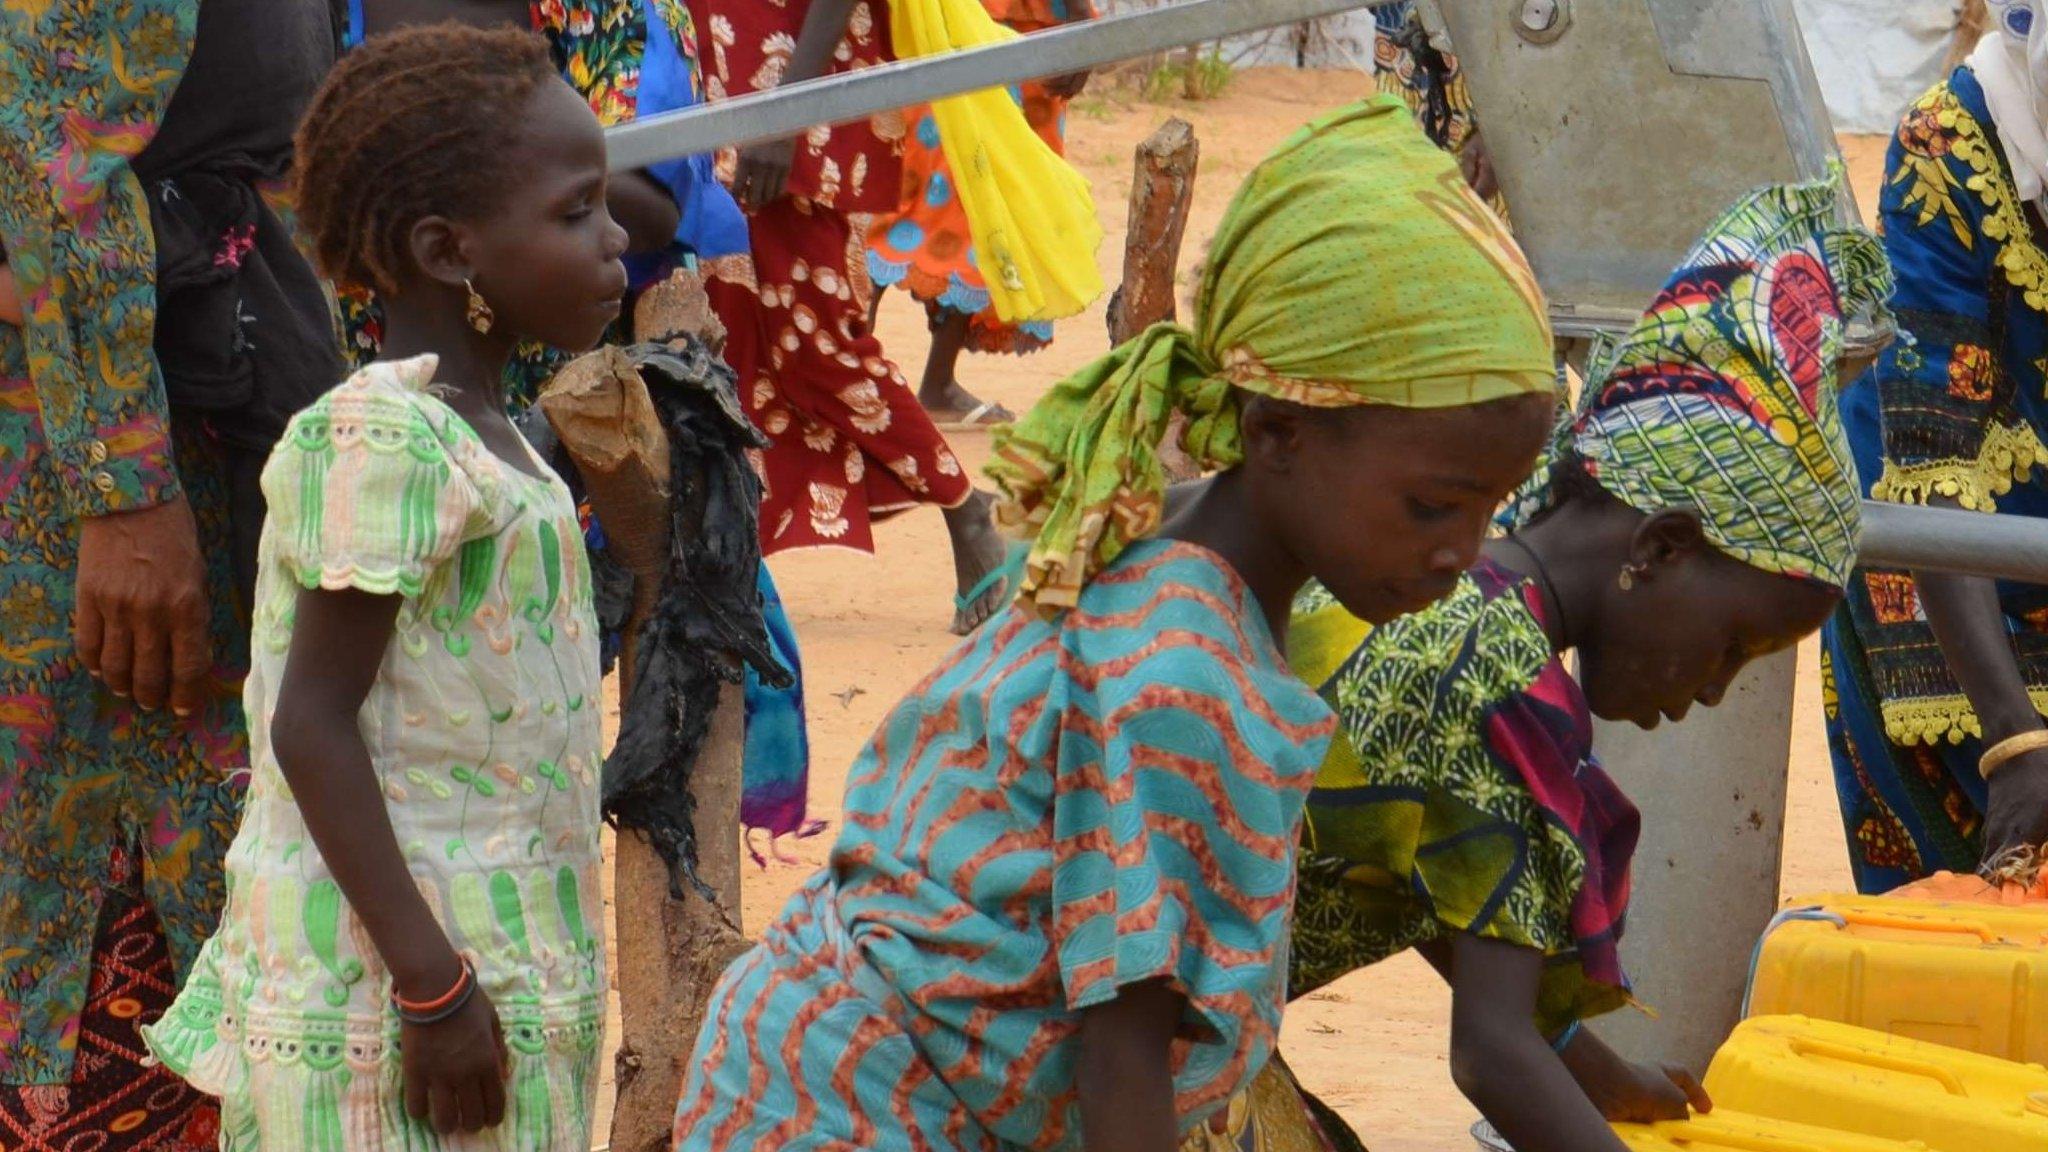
(1577, 1056), (1710, 1124)
(401, 985), (510, 1135)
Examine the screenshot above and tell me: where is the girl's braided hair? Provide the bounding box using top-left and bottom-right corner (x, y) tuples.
(294, 22), (560, 294)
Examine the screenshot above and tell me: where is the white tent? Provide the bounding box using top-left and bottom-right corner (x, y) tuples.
(1795, 0), (1976, 134)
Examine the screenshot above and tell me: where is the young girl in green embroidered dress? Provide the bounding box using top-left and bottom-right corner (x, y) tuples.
(145, 26), (630, 1150)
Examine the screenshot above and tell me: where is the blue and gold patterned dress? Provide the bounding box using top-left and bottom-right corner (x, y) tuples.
(672, 539), (1336, 1151)
(1824, 67), (2048, 891)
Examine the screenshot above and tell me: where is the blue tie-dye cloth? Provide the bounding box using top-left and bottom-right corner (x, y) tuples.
(741, 564), (820, 852)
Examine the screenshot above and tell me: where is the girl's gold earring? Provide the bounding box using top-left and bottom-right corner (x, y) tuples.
(464, 279), (494, 335)
(1618, 563), (1647, 592)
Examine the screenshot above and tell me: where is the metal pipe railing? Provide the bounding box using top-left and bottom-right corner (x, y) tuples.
(605, 0), (1371, 170)
(1859, 501), (2048, 583)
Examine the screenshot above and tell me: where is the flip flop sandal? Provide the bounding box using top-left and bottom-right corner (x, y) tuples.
(935, 400), (1015, 431)
(953, 546), (1025, 630)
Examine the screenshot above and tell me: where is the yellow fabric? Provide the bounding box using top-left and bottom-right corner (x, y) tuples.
(888, 0), (1103, 324)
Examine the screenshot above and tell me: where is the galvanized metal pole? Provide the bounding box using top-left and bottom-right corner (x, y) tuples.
(604, 0), (1372, 169)
(1590, 649), (1799, 1074)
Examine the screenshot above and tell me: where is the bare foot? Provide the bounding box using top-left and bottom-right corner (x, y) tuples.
(944, 492), (1009, 635)
(922, 378), (1015, 428)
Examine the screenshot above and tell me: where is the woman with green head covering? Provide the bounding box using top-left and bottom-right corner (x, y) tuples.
(672, 96), (1559, 1152)
(1190, 177), (1890, 1152)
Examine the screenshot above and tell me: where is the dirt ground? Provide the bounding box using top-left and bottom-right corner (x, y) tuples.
(598, 69), (1896, 1150)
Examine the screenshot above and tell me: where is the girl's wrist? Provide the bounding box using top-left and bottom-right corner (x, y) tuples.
(1549, 1019), (1583, 1055)
(386, 940), (465, 1003)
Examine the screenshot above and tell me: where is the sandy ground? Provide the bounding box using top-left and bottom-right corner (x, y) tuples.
(595, 70), (1897, 1150)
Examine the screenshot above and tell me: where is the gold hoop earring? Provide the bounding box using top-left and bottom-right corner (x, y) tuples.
(464, 278), (494, 334)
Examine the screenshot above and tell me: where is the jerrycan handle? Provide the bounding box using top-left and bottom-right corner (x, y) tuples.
(1666, 1127), (1825, 1152)
(1834, 909), (2000, 943)
(2029, 1091), (2048, 1119)
(1786, 1036), (1967, 1096)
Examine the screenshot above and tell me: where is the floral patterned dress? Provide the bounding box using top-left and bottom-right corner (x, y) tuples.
(1181, 562), (1642, 1152)
(144, 357), (607, 1150)
(690, 0), (974, 555)
(0, 2), (314, 1147)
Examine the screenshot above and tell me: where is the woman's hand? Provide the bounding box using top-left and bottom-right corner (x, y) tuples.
(1983, 749), (2048, 866)
(1913, 562), (2048, 868)
(0, 263), (21, 326)
(400, 984), (510, 1135)
(1046, 69), (1091, 100)
(728, 0), (855, 212)
(75, 497), (213, 715)
(733, 137), (797, 210)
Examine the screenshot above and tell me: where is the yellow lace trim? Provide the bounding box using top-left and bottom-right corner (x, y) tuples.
(1881, 688), (2048, 746)
(1943, 90), (2048, 315)
(1870, 419), (2048, 511)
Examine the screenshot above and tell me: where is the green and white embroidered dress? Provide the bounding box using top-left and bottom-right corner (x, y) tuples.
(145, 356), (606, 1151)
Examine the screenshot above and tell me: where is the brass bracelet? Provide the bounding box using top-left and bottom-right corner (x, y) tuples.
(1978, 730), (2048, 780)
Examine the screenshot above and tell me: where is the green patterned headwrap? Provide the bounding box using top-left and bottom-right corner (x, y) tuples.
(986, 96), (1558, 615)
(1501, 175), (1893, 590)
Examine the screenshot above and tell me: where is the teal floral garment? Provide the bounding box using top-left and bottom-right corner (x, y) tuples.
(145, 357), (608, 1150)
(0, 0), (249, 1086)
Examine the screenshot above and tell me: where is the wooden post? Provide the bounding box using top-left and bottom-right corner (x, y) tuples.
(1106, 117), (1202, 481)
(539, 273), (751, 1152)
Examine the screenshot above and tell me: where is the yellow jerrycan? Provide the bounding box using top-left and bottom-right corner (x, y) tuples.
(1702, 1015), (2048, 1152)
(1609, 1110), (1927, 1152)
(1745, 894), (2048, 1062)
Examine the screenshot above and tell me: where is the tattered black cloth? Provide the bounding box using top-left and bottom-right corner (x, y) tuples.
(138, 0), (343, 610)
(605, 339), (790, 898)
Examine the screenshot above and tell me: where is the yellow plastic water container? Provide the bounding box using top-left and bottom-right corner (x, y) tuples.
(1474, 1113), (1923, 1152)
(1703, 1015), (2048, 1151)
(1611, 1112), (1926, 1151)
(1745, 893), (2048, 1062)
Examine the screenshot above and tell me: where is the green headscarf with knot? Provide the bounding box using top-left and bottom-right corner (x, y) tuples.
(987, 96), (1559, 616)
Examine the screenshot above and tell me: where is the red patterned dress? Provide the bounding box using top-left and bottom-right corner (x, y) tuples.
(689, 0), (973, 554)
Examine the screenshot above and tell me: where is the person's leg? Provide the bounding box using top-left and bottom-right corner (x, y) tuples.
(942, 490), (1008, 635)
(916, 307), (1012, 427)
(0, 845), (222, 1152)
(739, 199), (1003, 629)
